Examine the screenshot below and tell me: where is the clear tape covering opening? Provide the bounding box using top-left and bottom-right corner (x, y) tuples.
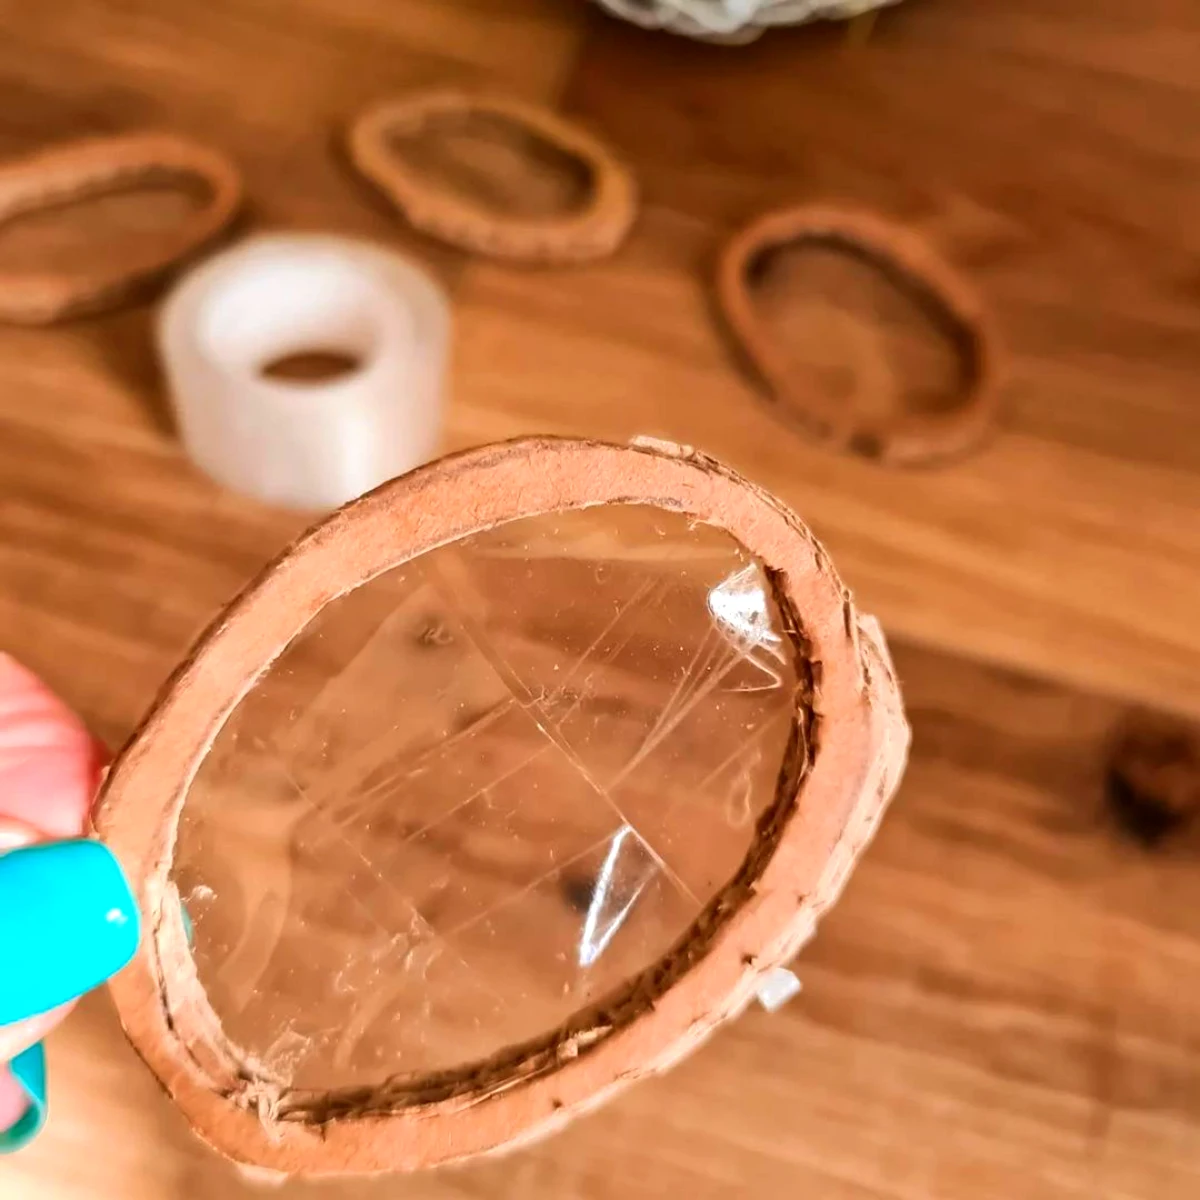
(173, 503), (799, 1089)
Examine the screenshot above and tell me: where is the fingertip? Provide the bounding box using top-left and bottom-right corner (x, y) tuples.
(0, 841), (140, 1025)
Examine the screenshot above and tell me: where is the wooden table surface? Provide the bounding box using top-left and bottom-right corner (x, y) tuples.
(2, 0), (1199, 1196)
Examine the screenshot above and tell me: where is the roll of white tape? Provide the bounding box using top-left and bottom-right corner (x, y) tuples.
(159, 233), (450, 510)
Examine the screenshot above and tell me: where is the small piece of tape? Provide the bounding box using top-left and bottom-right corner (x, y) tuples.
(755, 967), (802, 1013)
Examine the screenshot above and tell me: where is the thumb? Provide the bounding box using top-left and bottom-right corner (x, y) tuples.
(0, 655), (132, 1038)
(0, 656), (138, 1152)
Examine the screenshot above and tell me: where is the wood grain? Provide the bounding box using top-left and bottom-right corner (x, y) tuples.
(10, 643), (1200, 1199)
(0, 0), (1198, 1195)
(454, 0), (1200, 718)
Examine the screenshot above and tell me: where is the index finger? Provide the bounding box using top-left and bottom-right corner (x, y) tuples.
(0, 655), (113, 1056)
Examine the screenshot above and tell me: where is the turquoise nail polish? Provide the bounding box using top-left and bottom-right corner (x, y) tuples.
(0, 1043), (46, 1153)
(0, 840), (140, 1026)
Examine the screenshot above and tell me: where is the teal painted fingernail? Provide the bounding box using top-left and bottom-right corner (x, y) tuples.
(0, 1043), (46, 1153)
(0, 840), (140, 1026)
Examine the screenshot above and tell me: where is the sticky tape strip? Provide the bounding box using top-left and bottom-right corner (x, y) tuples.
(158, 233), (450, 511)
(755, 967), (802, 1013)
(0, 132), (243, 324)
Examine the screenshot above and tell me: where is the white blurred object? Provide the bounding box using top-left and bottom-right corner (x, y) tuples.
(755, 966), (803, 1012)
(594, 0), (895, 42)
(159, 233), (449, 511)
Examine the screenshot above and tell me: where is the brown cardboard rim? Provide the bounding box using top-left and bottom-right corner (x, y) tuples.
(345, 90), (637, 262)
(717, 206), (1000, 466)
(94, 436), (908, 1176)
(0, 132), (244, 324)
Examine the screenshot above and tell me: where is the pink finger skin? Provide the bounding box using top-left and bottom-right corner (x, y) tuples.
(0, 1070), (27, 1129)
(0, 654), (110, 1130)
(0, 654), (107, 839)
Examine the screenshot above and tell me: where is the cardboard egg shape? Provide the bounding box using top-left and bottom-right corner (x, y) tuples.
(94, 436), (909, 1177)
(0, 132), (243, 324)
(717, 206), (1000, 466)
(346, 91), (637, 262)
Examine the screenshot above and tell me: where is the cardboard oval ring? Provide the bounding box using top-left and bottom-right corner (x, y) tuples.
(0, 131), (243, 325)
(346, 91), (637, 262)
(94, 436), (908, 1176)
(717, 206), (1001, 466)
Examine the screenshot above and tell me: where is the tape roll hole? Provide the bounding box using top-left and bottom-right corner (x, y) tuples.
(261, 350), (362, 385)
(196, 255), (397, 390)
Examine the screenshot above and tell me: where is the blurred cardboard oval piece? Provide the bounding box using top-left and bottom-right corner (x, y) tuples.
(717, 205), (1000, 466)
(0, 132), (243, 324)
(94, 436), (909, 1176)
(346, 91), (637, 262)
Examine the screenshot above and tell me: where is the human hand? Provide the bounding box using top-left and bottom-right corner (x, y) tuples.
(0, 654), (139, 1152)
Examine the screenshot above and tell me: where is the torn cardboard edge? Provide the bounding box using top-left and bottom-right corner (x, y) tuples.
(94, 436), (909, 1176)
(716, 205), (1001, 466)
(0, 132), (244, 324)
(345, 90), (637, 262)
